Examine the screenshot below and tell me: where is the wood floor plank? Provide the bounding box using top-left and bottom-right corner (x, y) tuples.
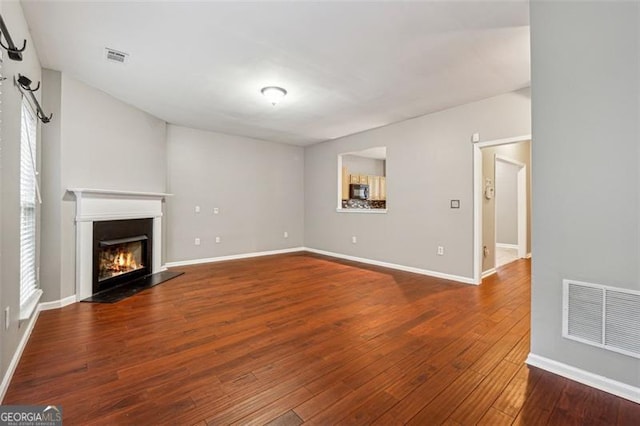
(492, 363), (543, 417)
(406, 368), (486, 425)
(477, 407), (514, 425)
(2, 253), (635, 425)
(448, 359), (520, 424)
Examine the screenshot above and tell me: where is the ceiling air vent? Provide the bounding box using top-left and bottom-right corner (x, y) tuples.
(563, 279), (640, 359)
(105, 48), (128, 64)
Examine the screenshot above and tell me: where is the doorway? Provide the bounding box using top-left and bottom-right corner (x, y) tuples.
(472, 135), (532, 284)
(494, 155), (527, 266)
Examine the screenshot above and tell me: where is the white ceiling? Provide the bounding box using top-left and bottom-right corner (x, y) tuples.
(21, 1), (530, 146)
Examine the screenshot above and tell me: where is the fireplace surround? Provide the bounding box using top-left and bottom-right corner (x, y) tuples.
(69, 188), (171, 300)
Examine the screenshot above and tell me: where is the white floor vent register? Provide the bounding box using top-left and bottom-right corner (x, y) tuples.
(563, 279), (640, 359)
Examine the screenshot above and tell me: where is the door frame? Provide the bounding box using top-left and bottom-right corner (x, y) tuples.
(495, 155), (527, 261)
(473, 134), (531, 284)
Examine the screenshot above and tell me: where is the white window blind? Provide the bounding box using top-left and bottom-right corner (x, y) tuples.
(20, 98), (41, 318)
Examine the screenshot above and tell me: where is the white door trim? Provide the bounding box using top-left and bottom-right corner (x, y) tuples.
(473, 134), (531, 284)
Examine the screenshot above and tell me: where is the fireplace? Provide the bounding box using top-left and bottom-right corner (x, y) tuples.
(70, 188), (169, 300)
(92, 218), (153, 295)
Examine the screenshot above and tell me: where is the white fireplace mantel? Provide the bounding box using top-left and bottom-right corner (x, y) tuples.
(68, 188), (172, 300)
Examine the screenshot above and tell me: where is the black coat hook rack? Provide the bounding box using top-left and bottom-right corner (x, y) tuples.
(16, 74), (52, 124)
(0, 14), (26, 61)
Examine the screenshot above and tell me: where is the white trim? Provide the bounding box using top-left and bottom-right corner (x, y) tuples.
(495, 155), (526, 168)
(68, 188), (172, 198)
(335, 208), (387, 214)
(516, 165), (527, 259)
(473, 134), (531, 284)
(475, 134), (532, 149)
(38, 295), (77, 311)
(526, 353), (640, 403)
(0, 305), (41, 402)
(482, 268), (497, 279)
(18, 289), (42, 321)
(337, 155), (343, 210)
(473, 139), (483, 284)
(165, 247), (306, 268)
(525, 252), (532, 259)
(75, 212), (163, 222)
(496, 243), (519, 250)
(305, 247), (477, 285)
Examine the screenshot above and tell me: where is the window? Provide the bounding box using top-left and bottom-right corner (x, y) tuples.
(20, 99), (41, 319)
(337, 147), (387, 212)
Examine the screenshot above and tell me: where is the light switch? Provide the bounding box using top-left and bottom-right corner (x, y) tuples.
(195, 205), (200, 213)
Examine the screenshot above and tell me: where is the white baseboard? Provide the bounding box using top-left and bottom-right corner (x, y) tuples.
(304, 247), (477, 285)
(38, 294), (77, 311)
(0, 307), (41, 402)
(525, 252), (532, 259)
(165, 247), (306, 268)
(526, 353), (640, 403)
(496, 243), (519, 250)
(482, 268), (497, 279)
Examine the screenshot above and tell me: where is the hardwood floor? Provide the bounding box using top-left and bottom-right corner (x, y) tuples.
(4, 253), (639, 425)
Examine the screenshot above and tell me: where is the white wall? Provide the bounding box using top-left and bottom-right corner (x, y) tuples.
(165, 125), (304, 263)
(531, 1), (640, 388)
(495, 161), (519, 245)
(305, 88), (531, 279)
(342, 155), (385, 177)
(40, 72), (167, 302)
(0, 0), (43, 394)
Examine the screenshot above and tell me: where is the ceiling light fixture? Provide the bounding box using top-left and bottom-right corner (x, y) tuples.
(261, 86), (287, 106)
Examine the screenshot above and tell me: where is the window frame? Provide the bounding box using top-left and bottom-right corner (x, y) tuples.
(19, 97), (42, 320)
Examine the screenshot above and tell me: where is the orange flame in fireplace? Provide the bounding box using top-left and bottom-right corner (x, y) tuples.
(113, 250), (139, 271)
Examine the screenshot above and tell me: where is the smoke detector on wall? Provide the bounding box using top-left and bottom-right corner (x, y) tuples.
(105, 48), (128, 64)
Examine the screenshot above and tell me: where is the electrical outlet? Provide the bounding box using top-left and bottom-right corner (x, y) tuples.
(195, 205), (201, 213)
(194, 238), (201, 246)
(213, 207), (219, 215)
(215, 236), (221, 243)
(352, 236), (357, 244)
(4, 307), (9, 330)
(437, 246), (444, 256)
(284, 231), (288, 239)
